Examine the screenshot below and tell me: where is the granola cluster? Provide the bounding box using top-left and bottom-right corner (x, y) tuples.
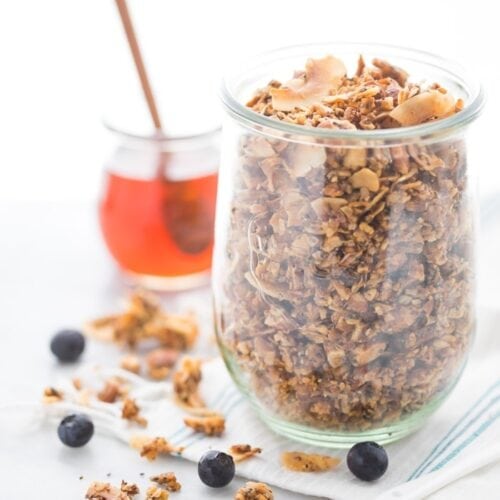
(217, 55), (474, 430)
(234, 481), (274, 500)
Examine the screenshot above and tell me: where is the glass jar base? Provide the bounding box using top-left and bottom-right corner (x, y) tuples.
(250, 389), (452, 449)
(123, 269), (211, 291)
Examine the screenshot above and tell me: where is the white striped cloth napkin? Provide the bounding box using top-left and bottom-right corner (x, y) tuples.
(38, 307), (500, 500)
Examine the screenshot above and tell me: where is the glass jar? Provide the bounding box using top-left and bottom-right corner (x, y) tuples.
(213, 43), (484, 447)
(99, 126), (219, 290)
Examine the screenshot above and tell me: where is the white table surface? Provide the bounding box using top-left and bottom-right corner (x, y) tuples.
(1, 200), (499, 500)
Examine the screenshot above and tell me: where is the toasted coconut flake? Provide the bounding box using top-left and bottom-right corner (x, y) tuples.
(390, 90), (456, 126)
(271, 56), (346, 111)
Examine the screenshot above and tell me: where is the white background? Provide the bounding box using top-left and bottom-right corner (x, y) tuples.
(0, 0), (498, 202)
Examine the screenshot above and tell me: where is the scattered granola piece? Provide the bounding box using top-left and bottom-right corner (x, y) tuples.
(173, 357), (204, 409)
(146, 348), (179, 380)
(86, 291), (198, 349)
(150, 472), (181, 492)
(72, 377), (83, 390)
(42, 387), (63, 404)
(183, 414), (225, 436)
(130, 436), (184, 461)
(229, 444), (262, 463)
(98, 379), (122, 403)
(121, 398), (147, 427)
(85, 481), (131, 500)
(281, 451), (341, 472)
(120, 354), (141, 375)
(120, 481), (139, 496)
(234, 481), (274, 500)
(146, 486), (169, 499)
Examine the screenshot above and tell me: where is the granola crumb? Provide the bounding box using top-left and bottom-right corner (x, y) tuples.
(172, 357), (204, 409)
(229, 444), (262, 462)
(281, 451), (341, 472)
(183, 414), (225, 436)
(98, 379), (122, 403)
(42, 387), (63, 404)
(120, 354), (141, 375)
(130, 436), (184, 461)
(120, 481), (139, 496)
(146, 348), (179, 380)
(72, 377), (83, 390)
(234, 481), (274, 500)
(85, 481), (134, 499)
(121, 398), (148, 427)
(146, 485), (169, 499)
(150, 472), (181, 492)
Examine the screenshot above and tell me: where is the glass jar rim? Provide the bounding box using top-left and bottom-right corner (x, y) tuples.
(220, 42), (484, 142)
(103, 120), (221, 150)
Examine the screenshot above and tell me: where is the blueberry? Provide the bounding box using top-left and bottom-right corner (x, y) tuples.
(347, 441), (388, 481)
(57, 414), (94, 447)
(50, 329), (85, 362)
(198, 450), (235, 487)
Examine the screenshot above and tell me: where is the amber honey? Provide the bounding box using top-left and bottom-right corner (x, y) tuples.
(100, 171), (217, 280)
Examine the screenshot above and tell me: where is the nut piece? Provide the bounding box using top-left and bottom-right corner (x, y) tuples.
(147, 348), (179, 380)
(229, 444), (262, 463)
(183, 414), (225, 436)
(121, 398), (147, 427)
(146, 486), (169, 500)
(349, 168), (380, 192)
(130, 436), (184, 461)
(281, 451), (341, 472)
(120, 354), (141, 375)
(42, 387), (63, 404)
(234, 481), (274, 500)
(150, 473), (181, 492)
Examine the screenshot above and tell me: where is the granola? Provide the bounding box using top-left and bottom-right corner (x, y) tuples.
(98, 378), (126, 403)
(281, 451), (340, 472)
(229, 444), (262, 462)
(216, 55), (473, 431)
(42, 387), (63, 404)
(120, 354), (141, 375)
(183, 414), (225, 436)
(87, 291), (198, 349)
(234, 481), (274, 500)
(150, 472), (181, 492)
(172, 357), (204, 409)
(146, 348), (179, 380)
(85, 481), (137, 500)
(130, 436), (184, 461)
(146, 486), (169, 500)
(121, 398), (148, 427)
